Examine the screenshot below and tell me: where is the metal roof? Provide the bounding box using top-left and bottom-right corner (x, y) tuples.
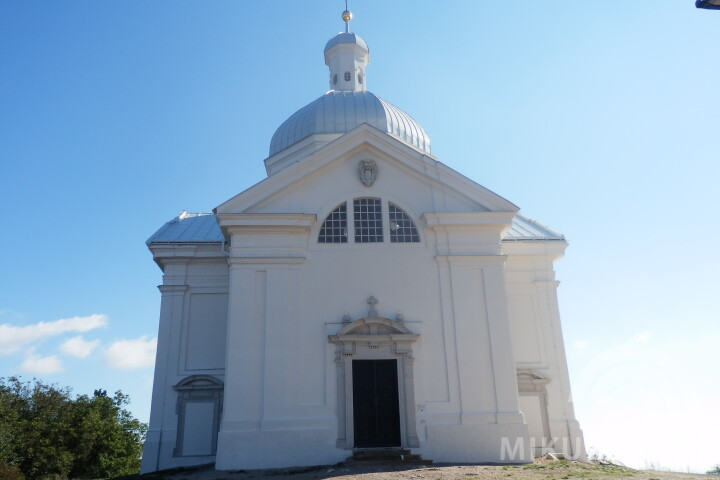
(146, 212), (224, 245)
(324, 32), (368, 52)
(147, 212), (564, 245)
(269, 91), (432, 156)
(503, 214), (565, 241)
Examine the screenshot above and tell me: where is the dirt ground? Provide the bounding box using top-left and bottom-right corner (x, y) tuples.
(133, 460), (710, 480)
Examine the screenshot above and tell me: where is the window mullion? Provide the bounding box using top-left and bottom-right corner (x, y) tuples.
(383, 199), (391, 242)
(347, 197), (355, 242)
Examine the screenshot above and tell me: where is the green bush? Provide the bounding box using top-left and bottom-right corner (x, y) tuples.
(0, 377), (147, 480)
(0, 463), (26, 480)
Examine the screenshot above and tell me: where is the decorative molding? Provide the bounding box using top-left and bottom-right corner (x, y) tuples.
(434, 255), (507, 265)
(217, 123), (519, 215)
(227, 257), (306, 266)
(517, 369), (551, 393)
(422, 211), (516, 229)
(216, 213), (316, 229)
(174, 374), (224, 391)
(329, 316), (420, 450)
(173, 375), (223, 458)
(366, 296), (378, 317)
(157, 284), (189, 294)
(358, 159), (377, 187)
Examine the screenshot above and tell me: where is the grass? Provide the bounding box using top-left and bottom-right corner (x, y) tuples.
(508, 460), (636, 478)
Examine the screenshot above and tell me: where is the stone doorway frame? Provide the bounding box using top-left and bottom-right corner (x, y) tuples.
(517, 369), (551, 456)
(328, 317), (420, 450)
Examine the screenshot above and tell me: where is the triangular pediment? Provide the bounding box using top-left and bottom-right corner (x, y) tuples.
(215, 123), (518, 215)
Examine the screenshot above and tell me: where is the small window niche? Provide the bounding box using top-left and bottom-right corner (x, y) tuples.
(344, 71), (351, 82)
(173, 375), (223, 457)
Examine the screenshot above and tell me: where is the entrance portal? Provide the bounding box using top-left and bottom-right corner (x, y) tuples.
(352, 359), (401, 448)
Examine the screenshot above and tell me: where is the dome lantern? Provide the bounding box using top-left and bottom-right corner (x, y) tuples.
(324, 10), (369, 92)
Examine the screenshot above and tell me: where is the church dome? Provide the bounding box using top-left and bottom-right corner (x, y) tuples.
(269, 90), (431, 156)
(268, 12), (431, 158)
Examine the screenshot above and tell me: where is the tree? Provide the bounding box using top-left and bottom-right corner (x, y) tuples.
(0, 377), (147, 479)
(708, 464), (720, 475)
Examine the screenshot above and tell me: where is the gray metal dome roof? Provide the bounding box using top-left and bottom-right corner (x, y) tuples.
(269, 91), (431, 156)
(324, 32), (368, 52)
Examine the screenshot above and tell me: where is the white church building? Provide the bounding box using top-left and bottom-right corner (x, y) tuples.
(141, 11), (585, 473)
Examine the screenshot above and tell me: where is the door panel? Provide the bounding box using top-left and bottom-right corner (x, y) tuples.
(352, 359), (401, 447)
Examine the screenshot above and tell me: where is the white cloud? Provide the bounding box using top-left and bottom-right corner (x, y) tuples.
(59, 335), (100, 358)
(20, 349), (63, 375)
(104, 336), (157, 370)
(632, 331), (651, 343)
(0, 314), (108, 355)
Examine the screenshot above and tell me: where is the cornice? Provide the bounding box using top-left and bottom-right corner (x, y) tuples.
(435, 255), (507, 265)
(227, 256), (307, 266)
(216, 213), (315, 229)
(157, 284), (189, 294)
(422, 211), (516, 229)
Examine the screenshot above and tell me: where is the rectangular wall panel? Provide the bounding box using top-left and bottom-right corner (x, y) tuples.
(507, 295), (542, 365)
(182, 401), (215, 456)
(185, 293), (228, 370)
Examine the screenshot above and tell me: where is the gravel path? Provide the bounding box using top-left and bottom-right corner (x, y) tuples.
(134, 461), (709, 480)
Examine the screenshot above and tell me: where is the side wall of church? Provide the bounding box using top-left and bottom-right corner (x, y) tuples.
(141, 245), (230, 473)
(503, 242), (586, 460)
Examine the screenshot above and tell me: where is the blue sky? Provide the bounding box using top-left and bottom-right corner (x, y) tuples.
(1, 1), (718, 473)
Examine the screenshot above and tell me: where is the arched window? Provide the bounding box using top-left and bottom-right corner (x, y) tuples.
(333, 73), (338, 85)
(318, 203), (348, 243)
(358, 72), (363, 84)
(389, 203), (420, 243)
(344, 71), (351, 82)
(354, 198), (383, 243)
(318, 198), (420, 245)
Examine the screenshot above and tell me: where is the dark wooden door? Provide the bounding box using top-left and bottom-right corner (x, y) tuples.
(352, 359), (401, 448)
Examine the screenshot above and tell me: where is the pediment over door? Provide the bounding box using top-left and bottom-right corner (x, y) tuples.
(328, 317), (419, 354)
(517, 369), (550, 394)
(333, 316), (415, 335)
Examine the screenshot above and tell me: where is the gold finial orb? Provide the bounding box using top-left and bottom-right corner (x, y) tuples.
(342, 10), (353, 22)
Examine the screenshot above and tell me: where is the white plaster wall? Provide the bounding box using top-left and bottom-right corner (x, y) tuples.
(215, 141), (529, 469)
(141, 250), (229, 473)
(145, 135), (582, 471)
(504, 243), (586, 461)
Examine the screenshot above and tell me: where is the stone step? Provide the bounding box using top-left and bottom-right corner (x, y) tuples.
(345, 458), (434, 466)
(353, 448), (410, 457)
(346, 448), (432, 466)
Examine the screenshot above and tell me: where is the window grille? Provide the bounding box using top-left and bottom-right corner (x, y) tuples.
(344, 71), (351, 81)
(389, 203), (420, 242)
(354, 198), (383, 243)
(318, 203), (348, 243)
